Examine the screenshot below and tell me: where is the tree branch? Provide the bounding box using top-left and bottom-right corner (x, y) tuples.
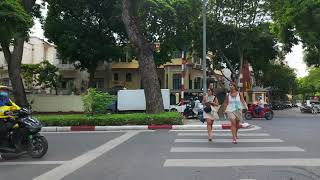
(0, 42), (12, 63)
(219, 69), (231, 82)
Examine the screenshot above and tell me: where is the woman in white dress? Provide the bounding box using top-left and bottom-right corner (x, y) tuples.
(203, 87), (219, 141)
(223, 82), (248, 144)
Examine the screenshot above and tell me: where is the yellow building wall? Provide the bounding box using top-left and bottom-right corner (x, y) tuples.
(165, 65), (204, 91)
(110, 70), (141, 89)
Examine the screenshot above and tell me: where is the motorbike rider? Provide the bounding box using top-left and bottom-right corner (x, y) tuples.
(0, 86), (22, 152)
(254, 96), (264, 115)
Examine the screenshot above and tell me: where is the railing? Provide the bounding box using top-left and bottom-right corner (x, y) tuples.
(56, 64), (75, 70)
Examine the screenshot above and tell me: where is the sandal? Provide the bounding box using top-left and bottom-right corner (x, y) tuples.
(208, 139), (212, 142)
(233, 140), (237, 144)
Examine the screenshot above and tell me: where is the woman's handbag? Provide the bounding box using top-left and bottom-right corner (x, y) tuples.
(204, 104), (212, 113)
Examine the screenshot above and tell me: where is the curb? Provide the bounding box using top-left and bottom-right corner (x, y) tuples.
(41, 123), (252, 132)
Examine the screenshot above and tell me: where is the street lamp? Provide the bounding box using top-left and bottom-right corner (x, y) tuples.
(202, 0), (207, 95)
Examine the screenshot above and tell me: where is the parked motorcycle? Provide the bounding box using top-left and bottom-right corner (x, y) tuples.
(183, 97), (203, 119)
(245, 104), (274, 120)
(0, 108), (48, 158)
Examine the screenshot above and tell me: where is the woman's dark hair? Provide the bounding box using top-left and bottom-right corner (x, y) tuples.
(207, 87), (215, 96)
(229, 82), (238, 91)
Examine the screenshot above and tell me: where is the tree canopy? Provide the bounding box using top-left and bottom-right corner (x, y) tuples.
(201, 0), (279, 81)
(136, 0), (202, 66)
(0, 0), (38, 107)
(298, 68), (320, 96)
(262, 64), (298, 94)
(0, 0), (32, 43)
(44, 0), (124, 87)
(22, 60), (60, 94)
(271, 0), (320, 67)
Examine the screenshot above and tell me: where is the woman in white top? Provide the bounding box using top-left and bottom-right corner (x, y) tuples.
(203, 87), (219, 141)
(223, 82), (248, 144)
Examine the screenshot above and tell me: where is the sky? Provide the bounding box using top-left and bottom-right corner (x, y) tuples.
(284, 43), (308, 78)
(30, 12), (309, 78)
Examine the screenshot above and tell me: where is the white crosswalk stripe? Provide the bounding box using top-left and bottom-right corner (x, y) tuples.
(163, 130), (314, 169)
(177, 132), (270, 137)
(170, 146), (304, 152)
(164, 159), (320, 167)
(174, 138), (283, 143)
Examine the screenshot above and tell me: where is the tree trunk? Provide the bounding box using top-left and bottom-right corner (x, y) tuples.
(122, 0), (164, 114)
(88, 67), (96, 88)
(0, 0), (36, 108)
(55, 85), (58, 95)
(2, 39), (28, 107)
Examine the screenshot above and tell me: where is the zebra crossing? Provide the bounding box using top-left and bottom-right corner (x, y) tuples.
(164, 130), (320, 168)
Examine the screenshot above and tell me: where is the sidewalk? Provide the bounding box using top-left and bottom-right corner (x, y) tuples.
(41, 119), (253, 132)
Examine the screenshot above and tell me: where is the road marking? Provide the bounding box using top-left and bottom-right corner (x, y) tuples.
(177, 133), (270, 137)
(164, 159), (320, 167)
(170, 146), (304, 152)
(42, 130), (154, 134)
(174, 138), (284, 143)
(170, 125), (261, 132)
(33, 131), (140, 180)
(0, 161), (65, 165)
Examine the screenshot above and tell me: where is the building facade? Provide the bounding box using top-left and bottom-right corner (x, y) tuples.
(0, 37), (223, 98)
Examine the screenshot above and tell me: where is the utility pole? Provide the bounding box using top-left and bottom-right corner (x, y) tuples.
(202, 0), (207, 95)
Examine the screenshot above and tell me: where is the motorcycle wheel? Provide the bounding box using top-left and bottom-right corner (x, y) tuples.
(265, 112), (273, 120)
(28, 135), (48, 158)
(244, 112), (253, 120)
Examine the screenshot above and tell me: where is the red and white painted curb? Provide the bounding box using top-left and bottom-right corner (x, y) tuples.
(41, 123), (252, 132)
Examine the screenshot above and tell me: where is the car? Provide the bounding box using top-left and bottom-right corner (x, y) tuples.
(106, 100), (117, 113)
(169, 101), (189, 113)
(300, 102), (320, 113)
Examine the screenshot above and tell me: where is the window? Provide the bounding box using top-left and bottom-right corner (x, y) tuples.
(2, 78), (10, 86)
(194, 77), (201, 89)
(165, 74), (168, 88)
(61, 81), (67, 89)
(158, 78), (161, 88)
(120, 57), (127, 62)
(60, 78), (74, 89)
(172, 74), (181, 90)
(189, 75), (192, 89)
(61, 59), (69, 64)
(126, 73), (132, 82)
(93, 79), (104, 89)
(114, 73), (119, 81)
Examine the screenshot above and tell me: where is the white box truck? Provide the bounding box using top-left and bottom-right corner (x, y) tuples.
(117, 89), (170, 111)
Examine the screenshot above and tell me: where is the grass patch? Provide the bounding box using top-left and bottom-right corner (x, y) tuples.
(35, 112), (182, 126)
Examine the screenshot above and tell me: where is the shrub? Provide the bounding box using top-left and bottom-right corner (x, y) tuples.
(82, 88), (116, 115)
(36, 112), (182, 126)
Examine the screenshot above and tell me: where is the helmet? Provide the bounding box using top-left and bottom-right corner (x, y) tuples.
(0, 86), (9, 97)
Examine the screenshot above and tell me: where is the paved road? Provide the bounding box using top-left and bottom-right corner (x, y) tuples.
(1, 110), (320, 180)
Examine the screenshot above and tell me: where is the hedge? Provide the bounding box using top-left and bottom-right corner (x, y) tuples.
(35, 112), (182, 126)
